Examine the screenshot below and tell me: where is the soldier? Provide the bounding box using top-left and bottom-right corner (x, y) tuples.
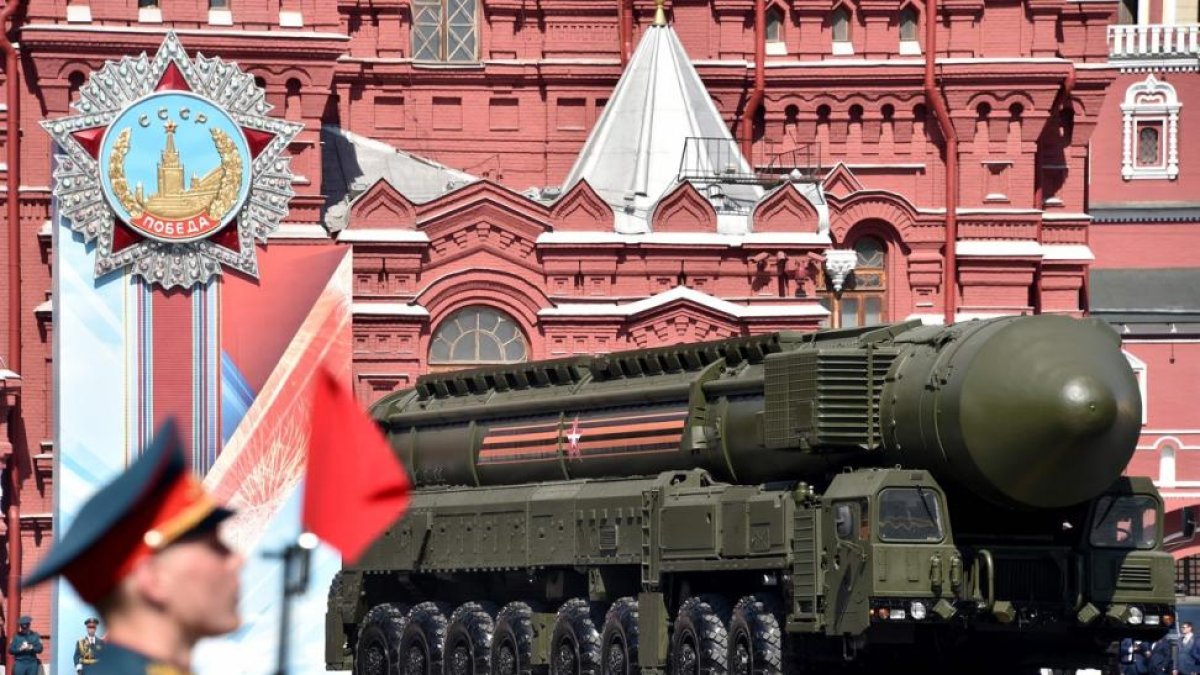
(8, 615), (43, 675)
(74, 617), (105, 673)
(23, 420), (242, 675)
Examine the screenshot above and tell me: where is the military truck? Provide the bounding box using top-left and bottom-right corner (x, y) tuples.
(325, 315), (1175, 675)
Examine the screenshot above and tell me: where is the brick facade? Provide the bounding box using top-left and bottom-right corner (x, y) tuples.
(2, 0), (1196, 645)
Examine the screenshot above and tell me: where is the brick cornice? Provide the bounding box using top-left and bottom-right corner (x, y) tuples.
(20, 27), (350, 60)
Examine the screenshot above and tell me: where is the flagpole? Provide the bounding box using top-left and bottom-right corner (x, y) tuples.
(269, 532), (318, 675)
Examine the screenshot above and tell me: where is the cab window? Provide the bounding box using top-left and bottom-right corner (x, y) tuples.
(1090, 495), (1159, 550)
(878, 488), (944, 543)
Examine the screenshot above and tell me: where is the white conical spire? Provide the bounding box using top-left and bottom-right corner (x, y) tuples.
(561, 0), (758, 233)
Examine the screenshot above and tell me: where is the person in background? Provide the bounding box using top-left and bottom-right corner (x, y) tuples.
(22, 419), (243, 675)
(1150, 636), (1173, 675)
(8, 615), (43, 675)
(1179, 622), (1200, 675)
(1121, 638), (1153, 675)
(75, 616), (106, 673)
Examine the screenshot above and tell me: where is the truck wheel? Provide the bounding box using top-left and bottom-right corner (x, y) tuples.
(671, 596), (729, 675)
(727, 596), (784, 675)
(491, 602), (535, 675)
(600, 597), (640, 675)
(444, 602), (496, 675)
(400, 602), (453, 675)
(550, 598), (603, 675)
(356, 603), (409, 675)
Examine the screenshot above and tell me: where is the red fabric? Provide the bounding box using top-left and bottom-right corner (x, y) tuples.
(303, 368), (411, 563)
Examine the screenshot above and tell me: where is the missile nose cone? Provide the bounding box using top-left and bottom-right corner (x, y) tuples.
(953, 316), (1141, 510)
(1059, 374), (1118, 437)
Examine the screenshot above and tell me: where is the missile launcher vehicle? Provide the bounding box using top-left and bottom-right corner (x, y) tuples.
(326, 315), (1174, 675)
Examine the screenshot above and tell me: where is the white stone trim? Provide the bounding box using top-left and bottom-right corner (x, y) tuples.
(338, 229), (431, 243)
(21, 23), (351, 40)
(279, 10), (304, 28)
(1121, 74), (1181, 180)
(539, 286), (829, 319)
(65, 4), (92, 23)
(536, 231), (831, 246)
(208, 8), (233, 26)
(137, 6), (162, 23)
(766, 41), (788, 56)
(899, 40), (922, 55)
(1124, 350), (1149, 426)
(823, 249), (857, 292)
(832, 41), (855, 56)
(352, 302), (431, 317)
(1040, 244), (1095, 261)
(268, 223), (333, 240)
(955, 240), (1042, 256)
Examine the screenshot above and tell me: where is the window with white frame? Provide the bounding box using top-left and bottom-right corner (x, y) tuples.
(413, 0), (479, 62)
(832, 7), (854, 54)
(766, 6), (787, 55)
(899, 6), (921, 54)
(1122, 75), (1180, 180)
(1123, 349), (1148, 425)
(1159, 441), (1178, 488)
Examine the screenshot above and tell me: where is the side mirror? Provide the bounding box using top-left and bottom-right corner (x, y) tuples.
(835, 504), (854, 539)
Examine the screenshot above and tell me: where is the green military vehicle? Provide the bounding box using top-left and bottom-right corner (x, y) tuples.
(326, 315), (1174, 675)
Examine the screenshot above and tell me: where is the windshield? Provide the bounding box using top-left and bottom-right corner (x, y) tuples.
(1089, 495), (1159, 550)
(878, 487), (944, 543)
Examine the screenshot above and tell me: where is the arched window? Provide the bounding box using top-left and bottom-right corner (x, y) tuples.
(285, 78), (302, 121)
(899, 7), (919, 41)
(413, 0), (479, 62)
(832, 7), (852, 42)
(429, 307), (528, 370)
(831, 7), (853, 55)
(821, 237), (888, 328)
(1160, 442), (1178, 488)
(898, 6), (920, 53)
(68, 71), (85, 106)
(1138, 126), (1161, 166)
(766, 6), (785, 43)
(1122, 75), (1180, 180)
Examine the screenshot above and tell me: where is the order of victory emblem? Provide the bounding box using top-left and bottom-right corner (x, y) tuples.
(43, 33), (302, 288)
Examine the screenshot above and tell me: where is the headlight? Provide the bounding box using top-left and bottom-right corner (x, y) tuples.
(1145, 615), (1161, 626)
(1128, 607), (1144, 625)
(910, 601), (928, 620)
(890, 609), (907, 620)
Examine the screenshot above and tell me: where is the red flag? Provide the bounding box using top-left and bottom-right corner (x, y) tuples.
(303, 367), (411, 563)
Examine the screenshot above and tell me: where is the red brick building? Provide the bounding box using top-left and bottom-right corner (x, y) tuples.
(1086, 6), (1200, 581)
(0, 0), (1197, 650)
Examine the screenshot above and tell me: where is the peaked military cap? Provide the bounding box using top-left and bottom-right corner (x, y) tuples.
(23, 419), (233, 604)
(18, 615), (31, 625)
(84, 617), (99, 626)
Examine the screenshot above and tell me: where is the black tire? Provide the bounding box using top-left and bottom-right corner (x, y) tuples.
(491, 602), (535, 675)
(550, 598), (604, 675)
(444, 602), (497, 675)
(399, 602), (454, 675)
(727, 595), (785, 675)
(671, 596), (730, 675)
(356, 603), (410, 675)
(600, 597), (640, 675)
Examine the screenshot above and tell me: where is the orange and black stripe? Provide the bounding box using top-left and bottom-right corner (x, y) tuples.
(478, 408), (689, 465)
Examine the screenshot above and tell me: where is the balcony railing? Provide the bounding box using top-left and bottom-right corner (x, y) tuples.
(1109, 23), (1200, 59)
